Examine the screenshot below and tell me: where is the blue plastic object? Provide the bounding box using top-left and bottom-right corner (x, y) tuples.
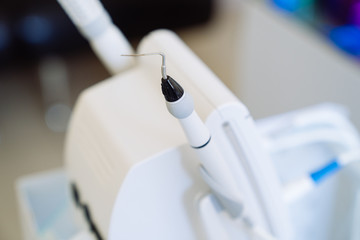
(310, 159), (341, 183)
(329, 25), (360, 56)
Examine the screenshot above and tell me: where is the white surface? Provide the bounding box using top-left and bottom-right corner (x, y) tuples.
(283, 176), (314, 203)
(233, 1), (360, 130)
(198, 194), (233, 240)
(70, 231), (96, 240)
(339, 150), (360, 165)
(256, 104), (360, 240)
(108, 146), (209, 240)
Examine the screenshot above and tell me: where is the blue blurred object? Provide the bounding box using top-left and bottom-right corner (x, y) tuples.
(0, 21), (10, 51)
(310, 159), (341, 183)
(270, 0), (360, 58)
(271, 0), (317, 24)
(329, 25), (360, 56)
(19, 15), (53, 45)
(272, 0), (302, 12)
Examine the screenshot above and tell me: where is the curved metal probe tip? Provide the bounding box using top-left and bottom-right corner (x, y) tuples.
(121, 52), (167, 79)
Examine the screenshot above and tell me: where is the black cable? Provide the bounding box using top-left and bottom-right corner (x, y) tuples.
(71, 183), (104, 240)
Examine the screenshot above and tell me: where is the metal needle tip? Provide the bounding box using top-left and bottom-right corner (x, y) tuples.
(121, 52), (167, 79)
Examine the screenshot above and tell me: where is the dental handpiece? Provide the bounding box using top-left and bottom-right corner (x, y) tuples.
(120, 53), (279, 240)
(160, 75), (239, 192)
(121, 52), (238, 191)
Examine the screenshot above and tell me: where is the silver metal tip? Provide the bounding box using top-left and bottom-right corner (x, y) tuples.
(121, 52), (167, 79)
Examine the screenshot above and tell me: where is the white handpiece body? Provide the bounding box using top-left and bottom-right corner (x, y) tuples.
(57, 0), (134, 74)
(166, 91), (238, 193)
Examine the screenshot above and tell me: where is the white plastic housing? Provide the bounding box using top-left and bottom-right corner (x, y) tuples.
(178, 111), (210, 147)
(65, 30), (292, 239)
(167, 92), (239, 197)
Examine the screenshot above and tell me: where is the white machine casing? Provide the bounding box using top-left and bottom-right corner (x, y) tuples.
(65, 30), (292, 239)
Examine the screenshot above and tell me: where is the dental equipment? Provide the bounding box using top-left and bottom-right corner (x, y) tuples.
(120, 52), (282, 240)
(284, 149), (360, 203)
(57, 0), (134, 74)
(64, 30), (292, 240)
(256, 104), (360, 203)
(121, 53), (167, 80)
(264, 128), (360, 154)
(121, 52), (239, 194)
(16, 0), (360, 239)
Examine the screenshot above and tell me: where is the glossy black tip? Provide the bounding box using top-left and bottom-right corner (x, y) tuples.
(161, 76), (184, 102)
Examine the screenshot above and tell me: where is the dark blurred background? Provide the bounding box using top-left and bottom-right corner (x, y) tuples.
(0, 0), (213, 68)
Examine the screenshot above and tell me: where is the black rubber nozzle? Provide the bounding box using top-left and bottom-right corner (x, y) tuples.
(161, 76), (184, 102)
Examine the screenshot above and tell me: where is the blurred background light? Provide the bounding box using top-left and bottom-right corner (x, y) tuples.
(272, 0), (302, 12)
(269, 0), (360, 58)
(329, 25), (360, 56)
(350, 2), (360, 26)
(0, 21), (10, 51)
(19, 15), (53, 45)
(45, 104), (72, 133)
